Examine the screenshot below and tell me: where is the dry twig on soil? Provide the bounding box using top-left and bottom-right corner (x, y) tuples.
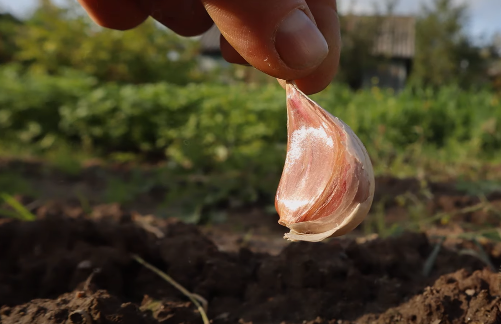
(131, 254), (209, 324)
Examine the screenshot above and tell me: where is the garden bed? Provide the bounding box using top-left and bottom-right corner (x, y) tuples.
(0, 208), (500, 324)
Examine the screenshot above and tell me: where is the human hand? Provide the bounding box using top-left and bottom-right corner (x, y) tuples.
(77, 0), (340, 94)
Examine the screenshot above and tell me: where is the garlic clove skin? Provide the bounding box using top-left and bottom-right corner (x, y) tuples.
(275, 81), (375, 242)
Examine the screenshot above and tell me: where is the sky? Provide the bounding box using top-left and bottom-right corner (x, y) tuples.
(1, 0), (500, 40)
(338, 0), (501, 40)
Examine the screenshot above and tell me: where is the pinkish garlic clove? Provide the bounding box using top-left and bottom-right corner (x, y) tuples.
(275, 81), (375, 242)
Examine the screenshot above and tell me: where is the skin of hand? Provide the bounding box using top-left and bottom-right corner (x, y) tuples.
(77, 0), (340, 95)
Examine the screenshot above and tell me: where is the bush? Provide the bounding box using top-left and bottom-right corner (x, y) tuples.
(14, 3), (199, 84)
(0, 64), (95, 147)
(1, 65), (500, 206)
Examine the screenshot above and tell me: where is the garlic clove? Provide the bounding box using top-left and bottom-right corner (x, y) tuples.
(275, 81), (375, 242)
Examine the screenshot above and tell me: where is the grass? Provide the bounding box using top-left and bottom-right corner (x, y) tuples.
(76, 190), (93, 215)
(104, 178), (139, 205)
(2, 142), (501, 231)
(1, 73), (501, 235)
(132, 254), (209, 324)
(0, 171), (36, 197)
(455, 180), (501, 196)
(0, 193), (36, 221)
(2, 151), (501, 267)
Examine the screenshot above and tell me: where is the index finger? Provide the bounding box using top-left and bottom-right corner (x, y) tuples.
(77, 0), (150, 30)
(78, 0), (214, 36)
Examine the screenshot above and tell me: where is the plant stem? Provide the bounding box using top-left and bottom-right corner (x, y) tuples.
(131, 254), (209, 324)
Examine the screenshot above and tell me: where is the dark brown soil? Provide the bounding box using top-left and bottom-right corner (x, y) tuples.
(1, 209), (500, 324)
(4, 158), (501, 229)
(2, 159), (501, 323)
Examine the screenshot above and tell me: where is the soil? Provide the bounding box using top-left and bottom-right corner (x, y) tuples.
(1, 209), (500, 324)
(1, 159), (501, 323)
(4, 158), (501, 229)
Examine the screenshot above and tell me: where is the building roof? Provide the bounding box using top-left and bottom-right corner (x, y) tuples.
(369, 15), (416, 59)
(488, 61), (501, 77)
(199, 24), (221, 55)
(199, 15), (416, 59)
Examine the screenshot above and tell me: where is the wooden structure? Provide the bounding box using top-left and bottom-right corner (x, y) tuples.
(360, 15), (416, 91)
(198, 15), (416, 91)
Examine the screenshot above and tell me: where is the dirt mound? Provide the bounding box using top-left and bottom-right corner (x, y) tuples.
(360, 269), (501, 323)
(5, 158), (501, 230)
(0, 213), (500, 324)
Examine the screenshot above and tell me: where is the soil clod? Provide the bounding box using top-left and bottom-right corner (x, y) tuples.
(0, 211), (500, 324)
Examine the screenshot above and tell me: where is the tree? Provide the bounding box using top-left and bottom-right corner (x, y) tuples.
(336, 0), (400, 89)
(336, 14), (383, 89)
(0, 13), (21, 64)
(485, 33), (501, 91)
(13, 0), (201, 84)
(410, 0), (486, 88)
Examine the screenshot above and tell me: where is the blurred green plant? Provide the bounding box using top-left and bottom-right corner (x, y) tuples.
(1, 65), (501, 211)
(336, 13), (385, 89)
(455, 180), (501, 196)
(0, 171), (35, 197)
(411, 0), (488, 88)
(13, 0), (201, 84)
(104, 178), (139, 205)
(0, 193), (36, 221)
(76, 190), (92, 216)
(0, 13), (21, 64)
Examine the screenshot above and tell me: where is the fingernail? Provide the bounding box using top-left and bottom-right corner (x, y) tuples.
(275, 9), (328, 70)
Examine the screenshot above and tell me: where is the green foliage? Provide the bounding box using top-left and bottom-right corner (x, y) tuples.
(1, 66), (501, 206)
(411, 0), (487, 88)
(4, 0), (498, 91)
(455, 180), (501, 196)
(312, 85), (501, 163)
(13, 1), (200, 84)
(337, 14), (383, 88)
(0, 64), (96, 150)
(0, 171), (35, 197)
(0, 13), (21, 63)
(0, 193), (36, 221)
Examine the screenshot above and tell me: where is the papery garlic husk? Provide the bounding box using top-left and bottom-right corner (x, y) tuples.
(275, 81), (375, 242)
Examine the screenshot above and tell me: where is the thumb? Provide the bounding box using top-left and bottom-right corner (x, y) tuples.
(201, 0), (333, 82)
